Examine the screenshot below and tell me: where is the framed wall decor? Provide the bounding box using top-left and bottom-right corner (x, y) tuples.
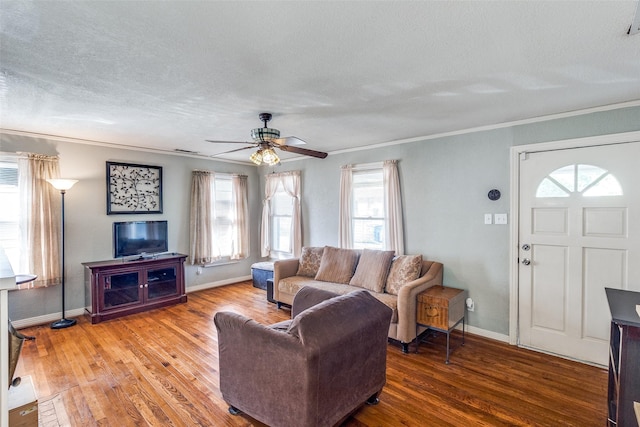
(106, 161), (163, 214)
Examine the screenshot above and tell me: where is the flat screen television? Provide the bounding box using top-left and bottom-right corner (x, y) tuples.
(113, 220), (168, 258)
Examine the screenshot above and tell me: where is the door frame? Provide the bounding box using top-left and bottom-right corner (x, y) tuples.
(508, 130), (640, 346)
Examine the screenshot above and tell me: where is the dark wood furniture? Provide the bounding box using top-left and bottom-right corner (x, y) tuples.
(605, 287), (640, 427)
(83, 253), (187, 324)
(416, 285), (466, 364)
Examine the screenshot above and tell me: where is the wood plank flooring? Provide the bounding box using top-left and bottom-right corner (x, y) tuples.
(14, 281), (608, 426)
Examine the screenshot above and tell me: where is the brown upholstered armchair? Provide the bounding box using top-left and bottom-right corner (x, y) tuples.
(214, 287), (393, 427)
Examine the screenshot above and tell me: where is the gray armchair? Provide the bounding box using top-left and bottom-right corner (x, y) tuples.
(214, 287), (393, 427)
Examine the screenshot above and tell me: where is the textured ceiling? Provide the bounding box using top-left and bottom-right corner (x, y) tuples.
(1, 1), (640, 163)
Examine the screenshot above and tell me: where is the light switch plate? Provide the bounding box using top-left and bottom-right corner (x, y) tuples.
(495, 213), (508, 225)
(484, 213), (493, 225)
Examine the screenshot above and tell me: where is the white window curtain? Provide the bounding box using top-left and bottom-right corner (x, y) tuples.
(383, 160), (405, 255)
(231, 174), (249, 260)
(17, 153), (61, 289)
(338, 161), (405, 254)
(189, 171), (214, 265)
(261, 171), (302, 257)
(338, 164), (353, 249)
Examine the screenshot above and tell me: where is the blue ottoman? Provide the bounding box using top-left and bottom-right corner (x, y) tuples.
(251, 262), (274, 291)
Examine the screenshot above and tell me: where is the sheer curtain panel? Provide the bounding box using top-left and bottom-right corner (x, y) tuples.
(338, 164), (353, 249)
(17, 153), (61, 289)
(189, 171), (214, 265)
(383, 160), (405, 255)
(231, 174), (249, 260)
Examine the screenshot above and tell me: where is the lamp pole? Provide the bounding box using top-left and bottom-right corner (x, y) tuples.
(47, 179), (78, 329)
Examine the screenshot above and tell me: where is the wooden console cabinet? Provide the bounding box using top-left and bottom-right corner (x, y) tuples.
(605, 287), (640, 427)
(83, 253), (187, 324)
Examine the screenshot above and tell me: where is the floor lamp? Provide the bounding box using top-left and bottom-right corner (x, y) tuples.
(46, 178), (78, 329)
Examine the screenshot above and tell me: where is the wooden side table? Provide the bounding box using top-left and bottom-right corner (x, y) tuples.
(416, 285), (467, 364)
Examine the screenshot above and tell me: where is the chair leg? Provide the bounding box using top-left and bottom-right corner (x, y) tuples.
(228, 406), (242, 415)
(366, 391), (381, 405)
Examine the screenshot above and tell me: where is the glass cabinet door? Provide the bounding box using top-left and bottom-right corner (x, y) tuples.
(100, 271), (141, 310)
(146, 266), (178, 301)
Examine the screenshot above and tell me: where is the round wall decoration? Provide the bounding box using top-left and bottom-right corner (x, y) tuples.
(488, 189), (501, 201)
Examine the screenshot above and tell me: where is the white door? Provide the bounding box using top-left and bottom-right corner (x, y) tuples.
(518, 141), (640, 366)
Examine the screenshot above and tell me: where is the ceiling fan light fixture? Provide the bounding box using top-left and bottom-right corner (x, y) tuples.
(250, 150), (263, 165)
(261, 148), (280, 165)
(251, 127), (280, 142)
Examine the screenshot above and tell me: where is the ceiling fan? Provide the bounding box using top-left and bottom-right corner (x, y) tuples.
(207, 113), (328, 165)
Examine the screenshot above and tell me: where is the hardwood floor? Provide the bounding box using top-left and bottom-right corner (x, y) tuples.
(15, 281), (608, 426)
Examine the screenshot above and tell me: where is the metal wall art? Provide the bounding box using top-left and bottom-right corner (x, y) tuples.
(106, 161), (163, 214)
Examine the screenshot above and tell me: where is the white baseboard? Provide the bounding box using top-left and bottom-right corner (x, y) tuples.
(10, 308), (86, 329)
(11, 278), (511, 347)
(461, 324), (509, 343)
(186, 275), (252, 293)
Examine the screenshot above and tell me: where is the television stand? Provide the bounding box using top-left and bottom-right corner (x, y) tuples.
(83, 253), (187, 324)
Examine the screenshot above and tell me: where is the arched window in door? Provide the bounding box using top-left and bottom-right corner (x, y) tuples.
(536, 164), (623, 198)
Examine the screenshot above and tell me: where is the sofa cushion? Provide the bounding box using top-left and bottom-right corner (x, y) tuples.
(314, 246), (359, 284)
(278, 278), (399, 324)
(385, 255), (423, 295)
(349, 249), (395, 293)
(296, 246), (325, 277)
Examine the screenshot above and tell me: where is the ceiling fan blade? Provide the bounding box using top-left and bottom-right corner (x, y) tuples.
(278, 145), (328, 159)
(209, 146), (256, 157)
(206, 140), (255, 144)
(272, 136), (306, 146)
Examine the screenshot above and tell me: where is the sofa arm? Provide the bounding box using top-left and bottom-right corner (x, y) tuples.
(395, 261), (444, 344)
(214, 312), (312, 423)
(273, 258), (300, 302)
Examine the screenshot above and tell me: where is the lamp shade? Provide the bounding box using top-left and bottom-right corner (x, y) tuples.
(261, 148), (280, 166)
(46, 179), (78, 191)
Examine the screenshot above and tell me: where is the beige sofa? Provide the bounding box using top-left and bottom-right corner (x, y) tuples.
(215, 286), (392, 426)
(273, 246), (443, 353)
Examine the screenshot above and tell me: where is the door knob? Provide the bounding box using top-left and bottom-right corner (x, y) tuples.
(521, 258), (531, 266)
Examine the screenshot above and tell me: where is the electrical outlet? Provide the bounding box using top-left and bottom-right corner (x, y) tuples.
(466, 297), (475, 312)
(197, 267), (203, 275)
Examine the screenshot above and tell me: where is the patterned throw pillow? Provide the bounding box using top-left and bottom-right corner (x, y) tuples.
(314, 246), (360, 284)
(296, 247), (325, 277)
(385, 254), (423, 295)
(349, 249), (395, 293)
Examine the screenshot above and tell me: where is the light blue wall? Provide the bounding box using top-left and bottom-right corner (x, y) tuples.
(1, 134), (262, 321)
(260, 105), (640, 335)
(3, 105), (639, 332)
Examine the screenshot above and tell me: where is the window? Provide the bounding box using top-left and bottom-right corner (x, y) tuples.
(352, 169), (384, 250)
(0, 160), (19, 270)
(261, 171), (301, 258)
(270, 186), (294, 256)
(189, 171), (249, 265)
(339, 160), (404, 254)
(212, 176), (234, 258)
(536, 164), (623, 198)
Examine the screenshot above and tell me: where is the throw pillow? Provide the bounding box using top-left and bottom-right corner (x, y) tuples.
(296, 247), (325, 277)
(385, 254), (423, 295)
(349, 249), (395, 293)
(314, 246), (360, 284)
